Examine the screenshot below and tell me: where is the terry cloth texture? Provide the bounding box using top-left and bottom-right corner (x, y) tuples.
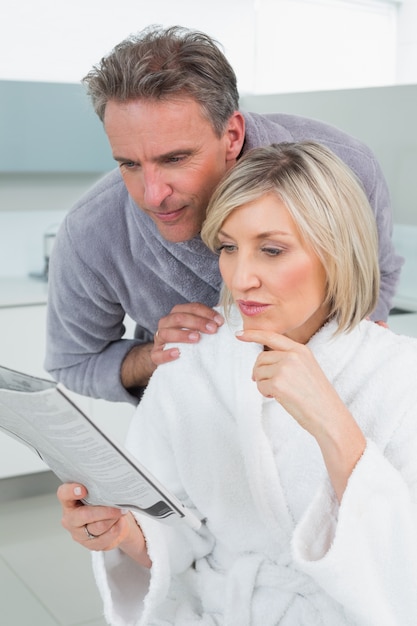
(92, 311), (417, 625)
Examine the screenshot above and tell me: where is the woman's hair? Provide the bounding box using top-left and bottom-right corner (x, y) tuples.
(83, 25), (239, 136)
(201, 141), (380, 333)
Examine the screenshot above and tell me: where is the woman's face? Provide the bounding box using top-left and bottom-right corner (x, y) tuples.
(218, 192), (330, 344)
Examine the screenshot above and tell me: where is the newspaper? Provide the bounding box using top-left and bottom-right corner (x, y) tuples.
(0, 365), (201, 530)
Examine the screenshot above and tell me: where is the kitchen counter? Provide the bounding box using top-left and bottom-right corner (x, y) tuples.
(0, 276), (48, 308)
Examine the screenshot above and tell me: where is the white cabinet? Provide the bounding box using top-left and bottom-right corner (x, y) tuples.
(0, 303), (134, 478)
(0, 305), (51, 476)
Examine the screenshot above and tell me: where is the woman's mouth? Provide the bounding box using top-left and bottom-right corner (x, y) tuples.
(236, 300), (271, 316)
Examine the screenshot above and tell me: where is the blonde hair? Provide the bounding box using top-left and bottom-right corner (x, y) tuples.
(201, 141), (380, 333)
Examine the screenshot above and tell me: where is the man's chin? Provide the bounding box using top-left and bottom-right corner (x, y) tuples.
(154, 218), (202, 243)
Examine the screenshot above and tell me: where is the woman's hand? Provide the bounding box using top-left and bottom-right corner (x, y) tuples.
(236, 330), (342, 435)
(57, 483), (151, 567)
(236, 329), (366, 501)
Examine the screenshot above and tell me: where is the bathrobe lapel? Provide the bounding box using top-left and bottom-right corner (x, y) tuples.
(230, 333), (295, 540)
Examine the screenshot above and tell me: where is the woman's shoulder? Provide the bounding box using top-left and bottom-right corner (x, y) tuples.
(363, 319), (417, 356)
(152, 306), (259, 386)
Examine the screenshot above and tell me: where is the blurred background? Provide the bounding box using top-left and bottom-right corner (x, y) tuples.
(0, 2), (416, 624)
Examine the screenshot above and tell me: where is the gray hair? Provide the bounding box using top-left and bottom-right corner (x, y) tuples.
(83, 25), (239, 136)
(201, 141), (380, 333)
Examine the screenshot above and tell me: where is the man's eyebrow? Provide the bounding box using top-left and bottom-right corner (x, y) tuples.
(113, 149), (195, 165)
(113, 156), (135, 164)
(155, 149), (195, 162)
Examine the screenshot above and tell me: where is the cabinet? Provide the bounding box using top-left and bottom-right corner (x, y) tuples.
(0, 80), (115, 173)
(0, 303), (134, 478)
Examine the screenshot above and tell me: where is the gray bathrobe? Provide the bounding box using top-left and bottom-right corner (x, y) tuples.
(92, 313), (417, 625)
(45, 111), (403, 403)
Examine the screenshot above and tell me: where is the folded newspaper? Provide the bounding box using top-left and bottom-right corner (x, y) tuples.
(0, 365), (201, 530)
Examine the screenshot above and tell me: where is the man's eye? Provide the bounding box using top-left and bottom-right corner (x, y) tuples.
(167, 156), (185, 164)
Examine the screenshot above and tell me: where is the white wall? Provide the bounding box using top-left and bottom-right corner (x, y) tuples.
(0, 0), (256, 92)
(397, 0), (417, 83)
(0, 0), (415, 92)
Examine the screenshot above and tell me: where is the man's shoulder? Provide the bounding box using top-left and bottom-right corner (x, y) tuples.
(243, 110), (379, 188)
(245, 110), (373, 156)
(59, 168), (137, 253)
(71, 168), (127, 212)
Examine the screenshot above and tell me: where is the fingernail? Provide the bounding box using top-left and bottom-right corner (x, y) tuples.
(235, 330), (244, 337)
(188, 332), (199, 340)
(169, 348), (180, 358)
(206, 323), (217, 332)
(120, 508), (128, 515)
(74, 486), (82, 496)
(214, 314), (224, 326)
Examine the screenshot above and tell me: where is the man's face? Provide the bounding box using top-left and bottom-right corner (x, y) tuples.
(104, 98), (245, 243)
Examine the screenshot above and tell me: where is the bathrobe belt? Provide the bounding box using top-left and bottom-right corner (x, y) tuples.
(196, 552), (322, 626)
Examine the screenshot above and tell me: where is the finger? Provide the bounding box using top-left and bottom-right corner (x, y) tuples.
(151, 345), (181, 366)
(81, 513), (136, 552)
(57, 483), (87, 508)
(154, 327), (201, 348)
(81, 513), (125, 542)
(153, 320), (220, 351)
(158, 309), (223, 336)
(235, 329), (296, 351)
(170, 302), (224, 324)
(160, 313), (222, 335)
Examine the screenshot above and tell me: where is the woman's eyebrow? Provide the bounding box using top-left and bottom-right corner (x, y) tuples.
(218, 228), (293, 239)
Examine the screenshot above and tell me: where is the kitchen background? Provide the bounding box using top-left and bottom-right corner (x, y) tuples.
(1, 0), (417, 279)
(0, 1), (416, 624)
(1, 0), (417, 526)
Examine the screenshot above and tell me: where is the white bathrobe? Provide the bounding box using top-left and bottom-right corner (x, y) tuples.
(92, 312), (417, 626)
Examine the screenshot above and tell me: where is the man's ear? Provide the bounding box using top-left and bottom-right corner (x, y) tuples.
(224, 111), (245, 162)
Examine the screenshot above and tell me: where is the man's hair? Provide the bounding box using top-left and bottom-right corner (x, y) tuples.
(201, 141), (380, 333)
(83, 25), (239, 136)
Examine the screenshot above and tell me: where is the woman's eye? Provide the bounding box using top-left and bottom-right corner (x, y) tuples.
(262, 247), (283, 257)
(216, 244), (236, 254)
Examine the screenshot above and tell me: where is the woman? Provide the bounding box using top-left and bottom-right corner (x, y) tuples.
(60, 142), (417, 625)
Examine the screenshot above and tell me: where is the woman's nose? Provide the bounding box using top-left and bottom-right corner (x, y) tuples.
(229, 256), (262, 292)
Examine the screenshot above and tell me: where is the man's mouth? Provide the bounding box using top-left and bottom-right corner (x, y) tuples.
(154, 207), (186, 223)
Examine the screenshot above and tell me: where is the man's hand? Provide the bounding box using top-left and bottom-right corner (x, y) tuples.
(151, 302), (224, 366)
(57, 483), (151, 567)
(121, 303), (224, 392)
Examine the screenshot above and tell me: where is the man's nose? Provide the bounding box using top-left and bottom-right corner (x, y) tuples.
(142, 170), (173, 208)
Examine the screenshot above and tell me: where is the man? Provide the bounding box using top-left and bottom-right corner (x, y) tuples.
(45, 25), (403, 405)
